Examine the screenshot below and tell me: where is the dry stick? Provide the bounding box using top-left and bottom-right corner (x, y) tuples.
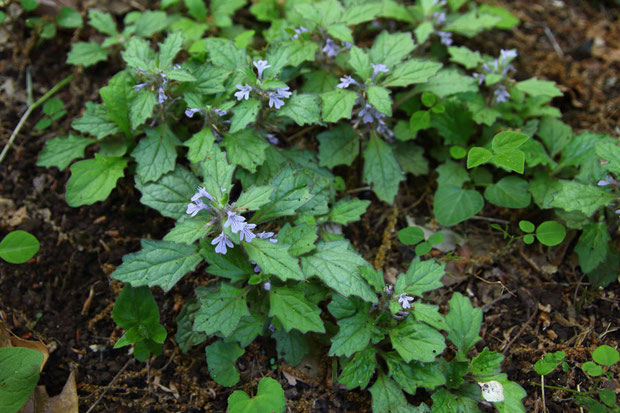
(85, 358), (134, 413)
(502, 306), (538, 355)
(0, 72), (74, 165)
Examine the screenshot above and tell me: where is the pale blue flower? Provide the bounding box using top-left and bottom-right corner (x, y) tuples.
(598, 176), (619, 186)
(253, 60), (271, 81)
(212, 232), (233, 254)
(337, 75), (358, 89)
(234, 84), (253, 101)
(186, 199), (209, 217)
(473, 72), (485, 85)
(293, 26), (309, 39)
(500, 49), (517, 66)
(322, 38), (340, 57)
(191, 186), (213, 202)
(133, 83), (148, 92)
(494, 85), (510, 104)
(265, 133), (279, 145)
(384, 285), (393, 295)
(212, 108), (227, 116)
(257, 231), (277, 243)
(224, 211), (247, 233)
(264, 282), (271, 291)
(239, 223), (257, 242)
(398, 293), (414, 309)
(157, 87), (167, 103)
(433, 12), (446, 25)
(268, 87), (291, 109)
(173, 64), (181, 70)
(358, 104), (376, 124)
(438, 31), (453, 46)
(371, 63), (389, 81)
(185, 108), (202, 118)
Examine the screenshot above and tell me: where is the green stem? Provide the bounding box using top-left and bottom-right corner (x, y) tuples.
(0, 72), (74, 165)
(530, 380), (591, 395)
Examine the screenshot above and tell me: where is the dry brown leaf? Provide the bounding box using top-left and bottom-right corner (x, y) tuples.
(8, 205), (28, 226)
(0, 321), (49, 371)
(19, 371), (79, 413)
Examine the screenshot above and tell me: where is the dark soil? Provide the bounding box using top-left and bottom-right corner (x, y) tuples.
(0, 1), (618, 412)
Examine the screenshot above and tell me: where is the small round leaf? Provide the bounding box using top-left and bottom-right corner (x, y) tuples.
(428, 232), (445, 245)
(0, 231), (40, 264)
(581, 361), (603, 377)
(535, 221), (566, 247)
(467, 147), (492, 169)
(592, 345), (619, 367)
(450, 146), (467, 159)
(397, 227), (425, 245)
(523, 234), (535, 245)
(415, 242), (432, 256)
(519, 220), (535, 233)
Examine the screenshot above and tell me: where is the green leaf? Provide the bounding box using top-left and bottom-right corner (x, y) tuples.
(205, 340), (244, 386)
(100, 71), (134, 137)
(437, 161), (470, 187)
(326, 23), (353, 43)
(65, 154), (128, 207)
(136, 166), (200, 220)
(492, 149), (525, 174)
(223, 129), (268, 173)
(412, 303), (448, 331)
(341, 2), (381, 25)
(0, 347), (44, 413)
(184, 128), (215, 164)
(397, 227), (425, 245)
(228, 377), (286, 413)
(349, 46), (371, 80)
(389, 318), (446, 363)
(534, 351), (565, 375)
(550, 181), (615, 216)
(0, 231), (39, 264)
(273, 328), (309, 366)
(236, 185), (274, 211)
(158, 31), (184, 69)
(317, 123), (360, 168)
(581, 361), (603, 377)
(363, 134), (404, 204)
(21, 0), (38, 11)
(383, 353), (418, 395)
(301, 241), (377, 303)
(519, 220), (535, 233)
(431, 387), (479, 413)
(188, 65), (230, 94)
(369, 374), (411, 413)
(370, 31), (415, 67)
(225, 313), (266, 348)
(320, 89), (358, 122)
(444, 10), (502, 37)
(537, 117), (572, 157)
(338, 347), (376, 390)
(277, 223), (318, 257)
(37, 134), (94, 170)
(56, 6), (83, 28)
(111, 239), (202, 291)
(133, 10), (168, 37)
(383, 59), (442, 88)
(176, 300), (205, 353)
(592, 345), (619, 367)
(130, 90), (158, 130)
(448, 46), (482, 69)
(329, 199), (371, 225)
(72, 102), (119, 139)
(243, 238), (304, 281)
(230, 99), (260, 133)
(185, 0), (207, 20)
(200, 241), (253, 283)
(88, 10), (117, 35)
(415, 69), (478, 98)
(446, 292), (481, 358)
(478, 4), (520, 29)
(66, 41), (107, 67)
(367, 86), (392, 116)
(280, 39), (319, 67)
(516, 78), (563, 98)
(329, 312), (374, 357)
(278, 93), (321, 126)
(535, 221), (566, 246)
(200, 146), (235, 205)
(595, 140), (620, 175)
(466, 147), (492, 169)
(433, 186), (484, 226)
(252, 167), (311, 222)
(469, 347), (504, 376)
(121, 37), (153, 69)
(132, 126), (179, 183)
(205, 38), (247, 70)
(483, 176), (531, 208)
(395, 257), (444, 297)
(414, 20), (434, 44)
(112, 284), (165, 344)
(491, 131), (529, 152)
(269, 287), (325, 333)
(163, 218), (209, 245)
(194, 283), (249, 336)
(575, 223), (611, 273)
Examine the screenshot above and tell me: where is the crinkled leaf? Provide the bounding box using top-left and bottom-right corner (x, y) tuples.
(329, 198), (370, 225)
(370, 31), (415, 67)
(395, 257), (444, 297)
(269, 287), (325, 333)
(37, 134), (94, 170)
(243, 238), (304, 281)
(65, 154), (128, 207)
(194, 284), (250, 336)
(433, 185), (484, 226)
(184, 127), (215, 164)
(67, 41), (107, 67)
(389, 319), (446, 363)
(72, 102), (119, 139)
(223, 129), (268, 173)
(205, 340), (244, 386)
(383, 59), (442, 87)
(130, 90), (157, 130)
(446, 292), (482, 359)
(575, 223), (611, 273)
(317, 123), (360, 168)
(550, 181), (615, 216)
(338, 347), (376, 390)
(132, 126), (180, 183)
(363, 134), (404, 204)
(230, 99), (260, 133)
(329, 312), (374, 357)
(278, 93), (321, 126)
(320, 89), (358, 123)
(136, 166), (200, 220)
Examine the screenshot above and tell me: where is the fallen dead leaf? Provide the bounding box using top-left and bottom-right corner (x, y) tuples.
(8, 205), (28, 227)
(0, 320), (49, 371)
(19, 371), (79, 413)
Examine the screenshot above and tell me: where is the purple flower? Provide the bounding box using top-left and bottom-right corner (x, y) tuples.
(253, 60), (271, 81)
(191, 186), (213, 202)
(267, 87), (292, 109)
(482, 63), (491, 73)
(438, 31), (453, 46)
(265, 133), (279, 145)
(185, 108), (202, 118)
(322, 38), (340, 57)
(384, 285), (393, 296)
(224, 211), (247, 233)
(500, 49), (517, 66)
(186, 199), (209, 217)
(371, 63), (389, 81)
(337, 75), (358, 89)
(212, 108), (227, 116)
(257, 231), (277, 243)
(398, 293), (414, 309)
(133, 83), (148, 92)
(173, 64), (181, 70)
(268, 323), (275, 332)
(212, 232), (233, 254)
(433, 12), (446, 25)
(239, 223), (257, 242)
(358, 104), (375, 124)
(432, 0), (447, 5)
(157, 87), (167, 103)
(473, 72), (485, 85)
(264, 282), (271, 291)
(234, 84), (253, 101)
(598, 176), (619, 186)
(293, 26), (309, 39)
(494, 85), (510, 104)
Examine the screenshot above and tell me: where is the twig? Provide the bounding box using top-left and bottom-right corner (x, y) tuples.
(502, 306), (538, 355)
(85, 358), (133, 413)
(481, 293), (512, 312)
(543, 26), (564, 58)
(469, 215), (510, 224)
(541, 375), (547, 413)
(0, 72), (74, 165)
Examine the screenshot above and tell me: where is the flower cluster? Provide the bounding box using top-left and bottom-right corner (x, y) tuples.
(185, 186), (276, 255)
(233, 59), (292, 110)
(473, 49), (518, 104)
(398, 293), (414, 309)
(133, 65), (181, 104)
(322, 37), (352, 58)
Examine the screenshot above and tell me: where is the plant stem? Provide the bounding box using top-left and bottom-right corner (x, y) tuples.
(0, 72), (74, 165)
